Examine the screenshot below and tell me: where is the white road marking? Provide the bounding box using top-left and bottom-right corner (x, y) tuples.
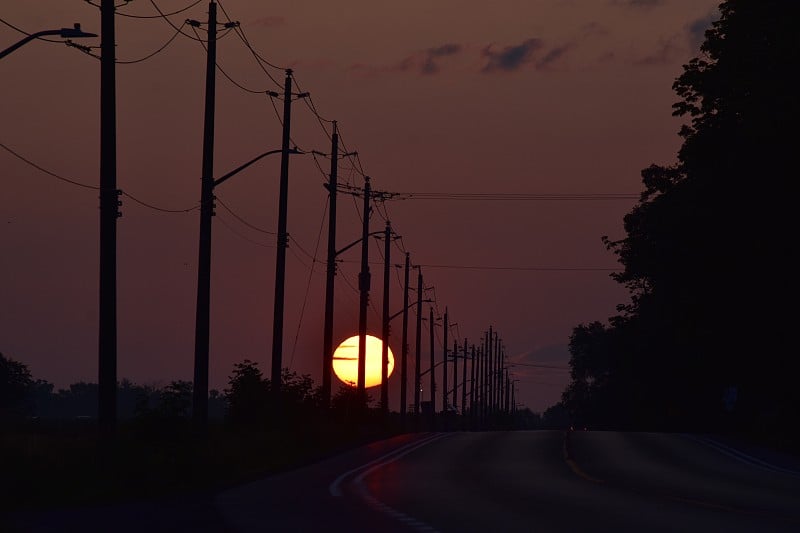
(685, 434), (800, 478)
(329, 433), (442, 497)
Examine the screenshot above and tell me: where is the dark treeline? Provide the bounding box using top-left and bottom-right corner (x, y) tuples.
(561, 0), (798, 448)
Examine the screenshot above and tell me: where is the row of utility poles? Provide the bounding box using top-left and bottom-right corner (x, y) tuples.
(90, 0), (520, 431)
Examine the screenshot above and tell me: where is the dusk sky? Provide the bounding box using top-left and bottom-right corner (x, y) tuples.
(1, 0), (721, 412)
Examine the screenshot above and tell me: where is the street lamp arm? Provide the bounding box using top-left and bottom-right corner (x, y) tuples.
(388, 298), (432, 322)
(335, 230), (383, 257)
(419, 358), (446, 377)
(1, 25), (97, 60)
(213, 147), (299, 188)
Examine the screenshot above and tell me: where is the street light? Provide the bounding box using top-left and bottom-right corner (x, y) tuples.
(192, 147), (300, 425)
(1, 24), (97, 60)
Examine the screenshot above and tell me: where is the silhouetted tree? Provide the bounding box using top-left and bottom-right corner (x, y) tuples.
(1, 352), (34, 418)
(566, 1), (799, 436)
(225, 359), (270, 425)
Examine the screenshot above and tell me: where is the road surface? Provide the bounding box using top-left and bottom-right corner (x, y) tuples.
(8, 431), (800, 532)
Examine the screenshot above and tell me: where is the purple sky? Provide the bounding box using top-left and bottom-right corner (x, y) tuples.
(1, 0), (720, 412)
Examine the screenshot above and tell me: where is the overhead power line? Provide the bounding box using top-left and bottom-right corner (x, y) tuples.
(392, 192), (639, 201)
(417, 263), (617, 272)
(1, 142), (98, 190)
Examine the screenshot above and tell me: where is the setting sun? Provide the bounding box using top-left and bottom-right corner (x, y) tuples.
(332, 335), (395, 388)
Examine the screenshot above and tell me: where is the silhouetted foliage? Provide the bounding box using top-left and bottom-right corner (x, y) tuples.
(0, 352), (35, 418)
(565, 0), (799, 440)
(225, 359), (270, 425)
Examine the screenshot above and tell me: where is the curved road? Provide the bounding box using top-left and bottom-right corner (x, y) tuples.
(9, 431), (800, 532)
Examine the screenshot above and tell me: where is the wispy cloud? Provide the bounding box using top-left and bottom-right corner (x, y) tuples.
(686, 9), (719, 51)
(481, 38), (544, 73)
(420, 43), (463, 75)
(536, 44), (572, 70)
(634, 34), (683, 66)
(250, 16), (285, 28)
(611, 0), (665, 8)
(349, 43), (463, 77)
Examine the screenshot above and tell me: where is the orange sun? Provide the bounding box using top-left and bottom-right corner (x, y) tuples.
(332, 334), (395, 388)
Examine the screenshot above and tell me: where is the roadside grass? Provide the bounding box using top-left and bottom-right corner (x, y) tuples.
(1, 416), (393, 512)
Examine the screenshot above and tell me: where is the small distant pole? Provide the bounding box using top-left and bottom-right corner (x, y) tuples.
(461, 338), (468, 420)
(414, 267), (423, 423)
(429, 305), (435, 427)
(380, 222), (391, 414)
(442, 307), (448, 418)
(400, 252), (410, 425)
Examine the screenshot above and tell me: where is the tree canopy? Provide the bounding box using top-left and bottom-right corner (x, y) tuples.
(565, 0), (799, 437)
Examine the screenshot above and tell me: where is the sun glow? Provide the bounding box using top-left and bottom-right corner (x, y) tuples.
(332, 334), (395, 388)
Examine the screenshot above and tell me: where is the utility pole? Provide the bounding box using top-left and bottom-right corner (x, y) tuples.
(495, 333), (501, 414)
(400, 252), (410, 424)
(488, 326), (494, 421)
(442, 308), (448, 415)
(271, 69), (301, 411)
(356, 177), (371, 403)
(380, 221), (391, 413)
(505, 368), (510, 414)
(191, 1), (217, 427)
(414, 267), (422, 420)
(469, 344), (476, 427)
(450, 339), (457, 414)
(321, 122), (339, 409)
(461, 338), (467, 418)
(429, 306), (435, 423)
(98, 0), (119, 433)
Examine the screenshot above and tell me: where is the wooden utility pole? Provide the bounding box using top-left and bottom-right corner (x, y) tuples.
(321, 122), (339, 408)
(469, 344), (476, 427)
(356, 177), (372, 402)
(414, 267), (422, 419)
(429, 306), (435, 423)
(461, 338), (468, 418)
(452, 339), (458, 414)
(400, 252), (410, 423)
(191, 1), (217, 427)
(271, 69), (299, 410)
(380, 222), (391, 413)
(442, 308), (448, 415)
(98, 0), (119, 432)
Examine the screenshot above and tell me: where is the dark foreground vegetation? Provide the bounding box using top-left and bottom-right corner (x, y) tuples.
(1, 353), (547, 512)
(562, 0), (799, 453)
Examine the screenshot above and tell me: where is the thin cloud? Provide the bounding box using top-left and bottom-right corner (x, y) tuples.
(420, 43), (462, 75)
(481, 38), (544, 73)
(611, 0), (665, 8)
(634, 34), (682, 66)
(686, 9), (719, 51)
(536, 44), (572, 70)
(349, 43), (463, 77)
(250, 16), (285, 28)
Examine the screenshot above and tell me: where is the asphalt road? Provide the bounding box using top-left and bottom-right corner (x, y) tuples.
(9, 430), (800, 532)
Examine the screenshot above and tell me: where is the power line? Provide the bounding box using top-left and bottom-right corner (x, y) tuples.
(120, 190), (198, 213)
(391, 192), (639, 201)
(1, 142), (99, 190)
(416, 263), (617, 272)
(216, 214), (274, 248)
(86, 0), (204, 19)
(289, 199), (328, 369)
(189, 25), (268, 93)
(0, 16), (68, 43)
(215, 197), (276, 234)
(216, 0), (284, 88)
(116, 22), (186, 64)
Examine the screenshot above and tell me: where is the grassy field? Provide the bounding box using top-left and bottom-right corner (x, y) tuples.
(1, 416), (392, 512)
